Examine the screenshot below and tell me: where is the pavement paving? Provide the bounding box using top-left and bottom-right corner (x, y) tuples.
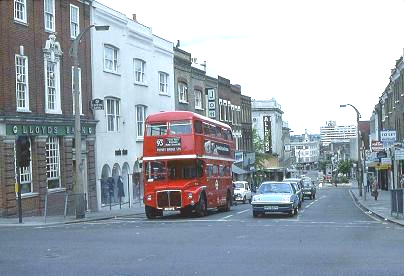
(349, 182), (404, 227)
(0, 202), (146, 227)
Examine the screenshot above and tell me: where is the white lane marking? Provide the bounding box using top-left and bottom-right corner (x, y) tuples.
(237, 209), (250, 214)
(221, 215), (233, 220)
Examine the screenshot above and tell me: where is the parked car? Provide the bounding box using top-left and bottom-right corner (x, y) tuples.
(284, 178), (304, 206)
(233, 181), (252, 204)
(302, 179), (316, 199)
(251, 181), (300, 217)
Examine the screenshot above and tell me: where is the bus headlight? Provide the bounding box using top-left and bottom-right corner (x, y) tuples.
(188, 192), (193, 199)
(147, 195), (152, 201)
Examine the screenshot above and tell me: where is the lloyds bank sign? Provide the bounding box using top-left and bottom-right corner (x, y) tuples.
(6, 123), (95, 136)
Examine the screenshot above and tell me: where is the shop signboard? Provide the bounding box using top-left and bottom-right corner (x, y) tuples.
(371, 140), (383, 152)
(395, 148), (404, 160)
(380, 130), (396, 148)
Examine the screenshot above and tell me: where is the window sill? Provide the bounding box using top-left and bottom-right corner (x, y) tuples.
(103, 70), (121, 76)
(17, 109), (32, 113)
(45, 28), (55, 34)
(15, 192), (39, 199)
(45, 110), (62, 115)
(179, 101), (189, 104)
(14, 19), (28, 26)
(195, 107), (204, 111)
(159, 92), (170, 97)
(136, 137), (144, 142)
(47, 188), (66, 194)
(134, 82), (148, 87)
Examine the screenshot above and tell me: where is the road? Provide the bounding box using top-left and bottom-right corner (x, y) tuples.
(1, 186), (403, 276)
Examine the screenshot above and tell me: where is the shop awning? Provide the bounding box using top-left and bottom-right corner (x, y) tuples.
(232, 164), (248, 175)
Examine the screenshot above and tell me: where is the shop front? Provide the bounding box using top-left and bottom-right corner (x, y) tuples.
(0, 121), (96, 217)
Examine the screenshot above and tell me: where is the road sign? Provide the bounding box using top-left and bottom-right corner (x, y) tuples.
(395, 148), (404, 160)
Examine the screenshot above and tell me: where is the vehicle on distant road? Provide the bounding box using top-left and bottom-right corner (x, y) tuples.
(233, 181), (252, 204)
(251, 181), (300, 217)
(302, 179), (316, 199)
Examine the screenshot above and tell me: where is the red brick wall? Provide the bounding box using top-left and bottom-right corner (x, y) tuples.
(0, 0), (93, 118)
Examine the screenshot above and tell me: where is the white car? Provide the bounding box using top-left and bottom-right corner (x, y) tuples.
(233, 181), (252, 204)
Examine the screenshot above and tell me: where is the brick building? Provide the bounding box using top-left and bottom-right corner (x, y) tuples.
(0, 0), (96, 217)
(173, 47), (207, 115)
(173, 47), (254, 181)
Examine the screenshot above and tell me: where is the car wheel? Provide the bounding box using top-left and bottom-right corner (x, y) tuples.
(253, 211), (259, 218)
(289, 208), (294, 217)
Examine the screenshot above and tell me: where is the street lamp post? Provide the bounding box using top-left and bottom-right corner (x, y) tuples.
(340, 104), (362, 197)
(70, 24), (109, 219)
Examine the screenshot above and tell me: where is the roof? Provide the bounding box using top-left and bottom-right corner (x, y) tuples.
(232, 164), (247, 174)
(146, 111), (231, 129)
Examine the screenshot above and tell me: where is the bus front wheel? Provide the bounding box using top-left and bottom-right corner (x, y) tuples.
(145, 205), (159, 219)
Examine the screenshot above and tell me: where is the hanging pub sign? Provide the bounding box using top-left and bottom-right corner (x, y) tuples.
(371, 140), (383, 152)
(207, 88), (216, 119)
(90, 98), (104, 110)
(156, 138), (181, 152)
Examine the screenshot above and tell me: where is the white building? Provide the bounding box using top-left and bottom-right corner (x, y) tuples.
(251, 98), (284, 156)
(290, 130), (320, 169)
(320, 121), (357, 146)
(91, 2), (175, 210)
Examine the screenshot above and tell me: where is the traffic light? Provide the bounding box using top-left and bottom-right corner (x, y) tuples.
(16, 136), (31, 167)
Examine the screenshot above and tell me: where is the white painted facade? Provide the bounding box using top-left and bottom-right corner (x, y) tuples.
(320, 121), (357, 146)
(91, 2), (174, 210)
(251, 98), (284, 155)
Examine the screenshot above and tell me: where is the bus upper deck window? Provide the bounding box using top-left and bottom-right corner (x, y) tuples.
(194, 120), (203, 134)
(203, 123), (210, 135)
(170, 120), (192, 134)
(146, 123), (168, 136)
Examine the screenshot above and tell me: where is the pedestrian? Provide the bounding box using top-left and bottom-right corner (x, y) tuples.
(371, 177), (379, 201)
(400, 174), (404, 189)
(366, 177), (370, 193)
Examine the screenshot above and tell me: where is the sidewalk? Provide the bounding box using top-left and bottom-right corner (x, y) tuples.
(350, 184), (404, 227)
(0, 203), (146, 227)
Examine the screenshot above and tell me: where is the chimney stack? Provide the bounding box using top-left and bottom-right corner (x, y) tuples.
(132, 14), (137, 22)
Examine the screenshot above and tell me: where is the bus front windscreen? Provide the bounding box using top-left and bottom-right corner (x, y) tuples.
(146, 123), (168, 136)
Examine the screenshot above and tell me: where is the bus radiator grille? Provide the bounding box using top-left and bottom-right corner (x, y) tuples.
(157, 191), (182, 208)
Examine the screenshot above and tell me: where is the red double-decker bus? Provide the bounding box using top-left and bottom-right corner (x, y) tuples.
(142, 111), (235, 218)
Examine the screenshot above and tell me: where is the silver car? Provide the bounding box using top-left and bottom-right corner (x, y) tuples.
(251, 181), (300, 217)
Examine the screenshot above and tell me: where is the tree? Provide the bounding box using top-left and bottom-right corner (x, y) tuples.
(337, 160), (352, 175)
(252, 128), (272, 170)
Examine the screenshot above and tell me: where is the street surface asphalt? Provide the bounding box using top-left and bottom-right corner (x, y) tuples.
(0, 186), (403, 276)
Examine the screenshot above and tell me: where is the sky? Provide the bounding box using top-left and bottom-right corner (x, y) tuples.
(98, 0), (404, 135)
